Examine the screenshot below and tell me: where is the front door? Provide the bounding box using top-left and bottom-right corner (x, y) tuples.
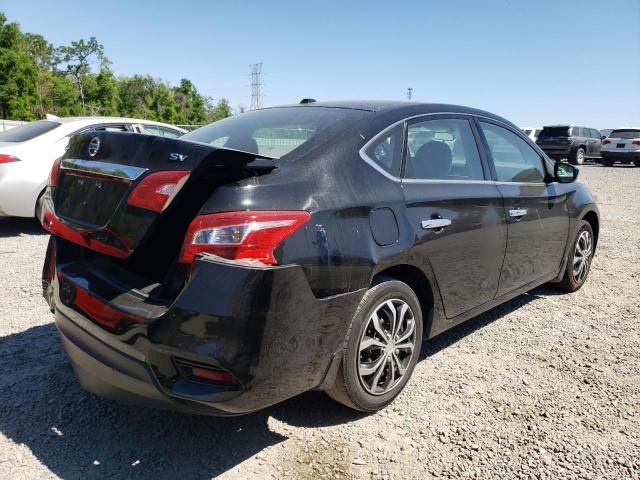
(476, 120), (570, 295)
(402, 116), (507, 319)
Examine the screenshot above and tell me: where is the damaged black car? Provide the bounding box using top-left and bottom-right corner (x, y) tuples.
(40, 101), (599, 415)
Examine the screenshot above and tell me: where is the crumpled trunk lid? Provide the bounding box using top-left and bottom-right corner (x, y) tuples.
(42, 131), (275, 259)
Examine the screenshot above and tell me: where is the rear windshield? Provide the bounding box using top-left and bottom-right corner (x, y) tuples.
(0, 120), (61, 142)
(182, 107), (368, 160)
(538, 127), (570, 139)
(609, 129), (640, 139)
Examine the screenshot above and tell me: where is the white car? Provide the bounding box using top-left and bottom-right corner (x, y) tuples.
(0, 117), (186, 218)
(599, 128), (640, 167)
(521, 127), (542, 143)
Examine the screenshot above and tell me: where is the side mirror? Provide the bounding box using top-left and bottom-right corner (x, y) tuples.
(554, 162), (578, 183)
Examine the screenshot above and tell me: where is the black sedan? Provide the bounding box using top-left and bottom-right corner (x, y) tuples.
(39, 101), (599, 415)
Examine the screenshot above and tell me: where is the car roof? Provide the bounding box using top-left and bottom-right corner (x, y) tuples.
(542, 125), (597, 129)
(50, 116), (186, 132)
(265, 100), (517, 127)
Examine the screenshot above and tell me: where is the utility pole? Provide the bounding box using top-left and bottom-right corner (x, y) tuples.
(407, 87), (413, 101)
(250, 63), (263, 110)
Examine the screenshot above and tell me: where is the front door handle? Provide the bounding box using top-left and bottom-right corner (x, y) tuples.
(421, 218), (452, 230)
(509, 208), (528, 218)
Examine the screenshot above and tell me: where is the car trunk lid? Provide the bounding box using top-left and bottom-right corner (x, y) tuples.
(43, 131), (276, 259)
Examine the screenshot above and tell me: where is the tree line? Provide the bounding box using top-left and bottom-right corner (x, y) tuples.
(0, 12), (233, 125)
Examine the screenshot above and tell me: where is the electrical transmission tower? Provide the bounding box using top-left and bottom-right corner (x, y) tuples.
(250, 63), (263, 110)
(407, 87), (413, 101)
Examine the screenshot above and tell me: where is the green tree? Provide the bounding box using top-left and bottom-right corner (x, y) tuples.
(55, 37), (109, 113)
(0, 13), (38, 119)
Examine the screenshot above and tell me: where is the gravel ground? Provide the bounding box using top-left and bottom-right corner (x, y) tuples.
(0, 164), (638, 480)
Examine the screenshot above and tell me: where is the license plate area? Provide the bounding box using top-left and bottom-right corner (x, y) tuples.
(55, 172), (132, 227)
(617, 143), (626, 148)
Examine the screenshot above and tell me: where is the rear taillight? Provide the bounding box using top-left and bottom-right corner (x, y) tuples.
(632, 140), (640, 146)
(47, 157), (62, 187)
(127, 170), (190, 212)
(179, 210), (310, 265)
(0, 154), (20, 164)
(602, 140), (611, 145)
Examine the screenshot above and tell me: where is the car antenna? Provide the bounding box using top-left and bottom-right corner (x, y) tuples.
(299, 98), (317, 104)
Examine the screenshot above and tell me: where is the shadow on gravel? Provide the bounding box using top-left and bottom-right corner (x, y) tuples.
(0, 323), (363, 480)
(0, 217), (47, 237)
(0, 287), (559, 478)
(420, 287), (554, 360)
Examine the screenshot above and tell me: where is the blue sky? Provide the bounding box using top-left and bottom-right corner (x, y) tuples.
(3, 0), (639, 129)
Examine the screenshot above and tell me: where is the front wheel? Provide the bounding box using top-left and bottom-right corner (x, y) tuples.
(555, 220), (594, 292)
(570, 147), (586, 165)
(326, 277), (423, 412)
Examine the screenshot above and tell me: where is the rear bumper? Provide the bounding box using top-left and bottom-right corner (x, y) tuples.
(48, 244), (364, 415)
(599, 151), (640, 163)
(538, 146), (573, 158)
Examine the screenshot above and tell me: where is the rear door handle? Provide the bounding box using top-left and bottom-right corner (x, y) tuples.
(509, 208), (528, 218)
(421, 219), (452, 230)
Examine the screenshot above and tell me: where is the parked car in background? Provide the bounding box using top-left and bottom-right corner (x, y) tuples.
(536, 125), (602, 165)
(0, 117), (186, 218)
(599, 128), (640, 167)
(39, 101), (599, 415)
(521, 127), (542, 142)
(599, 129), (613, 139)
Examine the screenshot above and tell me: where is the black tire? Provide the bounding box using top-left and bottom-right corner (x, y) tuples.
(326, 277), (423, 412)
(634, 160), (640, 168)
(555, 220), (594, 292)
(570, 147), (585, 166)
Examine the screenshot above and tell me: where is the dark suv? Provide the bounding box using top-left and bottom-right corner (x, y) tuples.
(536, 125), (602, 165)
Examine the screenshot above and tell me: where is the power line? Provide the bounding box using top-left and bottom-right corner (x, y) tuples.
(250, 63), (263, 110)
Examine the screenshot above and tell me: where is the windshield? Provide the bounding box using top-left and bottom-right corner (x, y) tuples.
(609, 129), (640, 139)
(182, 107), (368, 160)
(0, 120), (61, 143)
(538, 127), (570, 139)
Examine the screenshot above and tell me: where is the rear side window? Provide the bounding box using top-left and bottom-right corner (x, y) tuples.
(0, 120), (61, 142)
(363, 124), (403, 177)
(405, 118), (484, 180)
(143, 125), (182, 138)
(610, 129), (640, 139)
(479, 122), (546, 183)
(571, 127), (582, 137)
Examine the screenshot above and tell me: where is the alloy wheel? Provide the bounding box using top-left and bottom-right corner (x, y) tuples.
(572, 230), (592, 283)
(357, 299), (417, 395)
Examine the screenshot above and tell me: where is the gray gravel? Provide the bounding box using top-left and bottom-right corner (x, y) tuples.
(0, 165), (638, 480)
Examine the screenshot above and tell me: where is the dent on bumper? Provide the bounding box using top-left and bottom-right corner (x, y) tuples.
(53, 255), (365, 414)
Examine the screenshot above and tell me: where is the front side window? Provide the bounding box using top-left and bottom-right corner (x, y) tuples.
(405, 118), (484, 180)
(363, 124), (403, 177)
(571, 127), (582, 137)
(479, 122), (546, 183)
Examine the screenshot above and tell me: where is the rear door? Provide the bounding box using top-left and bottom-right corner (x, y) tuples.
(476, 119), (569, 295)
(401, 115), (506, 318)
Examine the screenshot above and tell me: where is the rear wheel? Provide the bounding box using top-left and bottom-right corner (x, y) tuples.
(555, 220), (594, 292)
(326, 277), (423, 412)
(570, 148), (585, 165)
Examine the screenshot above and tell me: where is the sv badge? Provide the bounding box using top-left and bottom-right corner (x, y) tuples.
(168, 152), (188, 162)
